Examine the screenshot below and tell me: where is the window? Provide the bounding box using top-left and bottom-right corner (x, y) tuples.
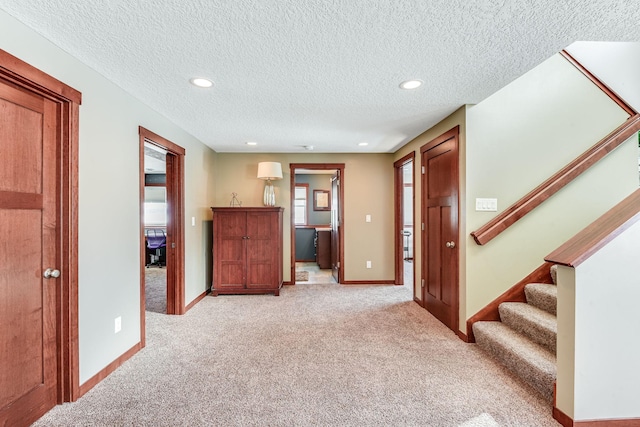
(294, 184), (309, 225)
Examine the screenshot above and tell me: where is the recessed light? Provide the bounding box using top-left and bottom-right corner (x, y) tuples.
(358, 142), (369, 147)
(189, 77), (213, 88)
(246, 141), (258, 146)
(399, 79), (423, 90)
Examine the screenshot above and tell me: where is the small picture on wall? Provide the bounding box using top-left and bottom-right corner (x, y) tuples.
(313, 190), (330, 211)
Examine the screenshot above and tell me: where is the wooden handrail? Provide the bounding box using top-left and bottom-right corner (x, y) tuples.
(471, 114), (640, 245)
(545, 188), (640, 267)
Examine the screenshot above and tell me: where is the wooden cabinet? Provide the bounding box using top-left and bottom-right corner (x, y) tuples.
(211, 207), (283, 296)
(315, 229), (331, 269)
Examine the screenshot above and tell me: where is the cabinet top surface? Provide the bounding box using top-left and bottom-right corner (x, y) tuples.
(211, 206), (284, 212)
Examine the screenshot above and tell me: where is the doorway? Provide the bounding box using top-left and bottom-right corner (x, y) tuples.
(138, 127), (186, 344)
(394, 153), (415, 294)
(143, 144), (168, 314)
(290, 163), (345, 285)
(0, 49), (81, 424)
(421, 126), (460, 333)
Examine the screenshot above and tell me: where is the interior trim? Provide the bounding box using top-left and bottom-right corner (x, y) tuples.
(553, 407), (640, 427)
(290, 163), (345, 285)
(465, 262), (554, 342)
(78, 343), (142, 398)
(560, 50), (636, 116)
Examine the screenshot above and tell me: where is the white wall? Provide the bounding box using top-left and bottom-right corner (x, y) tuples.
(567, 42), (640, 113)
(556, 220), (640, 421)
(0, 10), (216, 383)
(464, 53), (637, 325)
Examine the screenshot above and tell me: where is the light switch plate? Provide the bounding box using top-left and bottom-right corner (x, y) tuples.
(475, 198), (498, 212)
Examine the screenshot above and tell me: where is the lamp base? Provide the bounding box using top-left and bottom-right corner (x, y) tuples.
(263, 181), (276, 206)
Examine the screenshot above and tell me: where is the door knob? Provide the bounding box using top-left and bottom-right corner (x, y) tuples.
(43, 268), (61, 279)
(445, 241), (456, 249)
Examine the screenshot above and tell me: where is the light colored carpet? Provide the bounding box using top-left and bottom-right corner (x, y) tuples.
(33, 282), (559, 426)
(145, 267), (166, 314)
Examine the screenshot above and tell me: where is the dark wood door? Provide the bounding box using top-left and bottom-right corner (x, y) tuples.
(0, 77), (59, 425)
(246, 211), (276, 289)
(214, 211), (246, 290)
(331, 172), (340, 283)
(421, 127), (459, 332)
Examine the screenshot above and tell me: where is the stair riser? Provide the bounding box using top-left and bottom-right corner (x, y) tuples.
(474, 326), (555, 402)
(499, 305), (557, 355)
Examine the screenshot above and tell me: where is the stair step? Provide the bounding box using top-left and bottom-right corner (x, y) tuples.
(525, 283), (557, 315)
(499, 302), (557, 354)
(473, 321), (556, 402)
(550, 264), (558, 285)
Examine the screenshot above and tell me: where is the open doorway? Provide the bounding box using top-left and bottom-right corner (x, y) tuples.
(143, 144), (168, 314)
(290, 163), (345, 285)
(394, 153), (415, 294)
(138, 127), (186, 344)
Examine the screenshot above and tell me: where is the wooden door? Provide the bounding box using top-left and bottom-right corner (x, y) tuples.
(213, 211), (246, 292)
(246, 211), (276, 289)
(421, 127), (459, 332)
(0, 77), (59, 425)
(331, 172), (340, 283)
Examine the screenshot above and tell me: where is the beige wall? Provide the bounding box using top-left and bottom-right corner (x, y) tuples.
(393, 106), (467, 306)
(0, 10), (217, 383)
(213, 153), (395, 282)
(464, 53), (636, 329)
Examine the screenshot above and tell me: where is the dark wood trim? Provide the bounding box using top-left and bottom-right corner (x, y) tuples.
(77, 343), (142, 398)
(546, 188), (640, 267)
(290, 163), (345, 285)
(139, 127), (187, 327)
(296, 258), (316, 263)
(456, 330), (469, 342)
(341, 280), (396, 285)
(560, 50), (637, 116)
(394, 152), (415, 287)
(554, 407), (640, 427)
(295, 224), (331, 229)
(0, 49), (82, 104)
(465, 262), (554, 342)
(283, 281), (294, 286)
(0, 48), (82, 403)
(471, 115), (640, 245)
(139, 126), (186, 155)
(185, 291), (207, 312)
(138, 133), (146, 345)
(554, 407), (574, 427)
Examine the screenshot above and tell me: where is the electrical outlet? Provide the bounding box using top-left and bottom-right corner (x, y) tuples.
(191, 216), (196, 226)
(114, 316), (122, 334)
(365, 214), (371, 223)
(366, 260), (372, 269)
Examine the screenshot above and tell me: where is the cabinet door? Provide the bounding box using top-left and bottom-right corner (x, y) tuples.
(246, 211), (276, 289)
(214, 211), (246, 289)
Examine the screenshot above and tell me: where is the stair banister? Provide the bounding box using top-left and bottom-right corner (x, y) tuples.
(471, 115), (640, 245)
(471, 50), (640, 246)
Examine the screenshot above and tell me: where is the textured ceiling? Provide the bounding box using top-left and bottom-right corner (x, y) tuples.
(1, 1), (639, 153)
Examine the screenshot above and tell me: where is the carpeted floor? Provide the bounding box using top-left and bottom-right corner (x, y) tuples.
(33, 280), (559, 426)
(145, 266), (166, 314)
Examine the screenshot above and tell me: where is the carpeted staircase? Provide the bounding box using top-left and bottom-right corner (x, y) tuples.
(473, 265), (558, 402)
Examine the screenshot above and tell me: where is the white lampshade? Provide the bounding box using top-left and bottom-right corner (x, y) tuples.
(257, 162), (283, 180)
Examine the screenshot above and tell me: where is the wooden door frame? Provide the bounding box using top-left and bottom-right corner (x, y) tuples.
(289, 163), (345, 284)
(0, 49), (82, 402)
(420, 126), (460, 332)
(139, 127), (186, 344)
(394, 153), (415, 289)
